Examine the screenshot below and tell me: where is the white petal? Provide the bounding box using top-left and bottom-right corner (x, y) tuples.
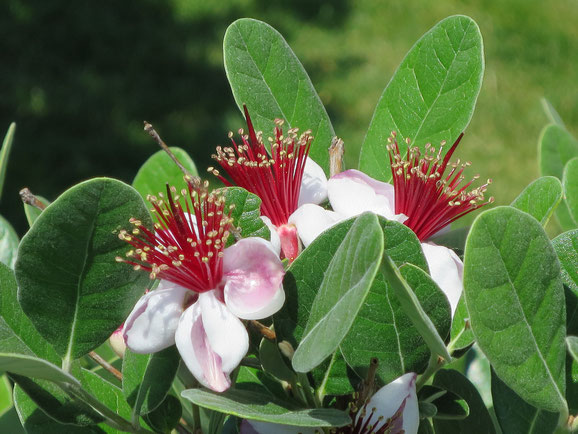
(298, 157), (328, 206)
(360, 373), (419, 434)
(288, 203), (343, 248)
(240, 420), (319, 434)
(327, 169), (406, 222)
(122, 281), (189, 354)
(175, 292), (249, 392)
(421, 242), (464, 317)
(223, 237), (285, 320)
(260, 216), (281, 256)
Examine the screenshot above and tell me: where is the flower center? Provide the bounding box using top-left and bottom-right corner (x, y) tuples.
(116, 177), (234, 292)
(388, 132), (493, 241)
(208, 106), (313, 227)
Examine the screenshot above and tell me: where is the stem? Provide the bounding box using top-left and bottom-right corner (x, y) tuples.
(88, 351), (123, 382)
(446, 319), (470, 354)
(249, 320), (276, 341)
(192, 403), (201, 433)
(19, 187), (47, 210)
(297, 372), (319, 408)
(416, 354), (447, 391)
(329, 136), (345, 177)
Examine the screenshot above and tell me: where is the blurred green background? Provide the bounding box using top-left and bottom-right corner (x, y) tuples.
(1, 0), (577, 235)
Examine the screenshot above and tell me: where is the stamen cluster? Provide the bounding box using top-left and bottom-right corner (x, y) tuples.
(116, 177), (234, 292)
(336, 392), (405, 434)
(388, 132), (493, 241)
(208, 107), (313, 227)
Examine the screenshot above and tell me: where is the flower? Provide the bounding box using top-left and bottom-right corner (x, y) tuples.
(117, 178), (285, 391)
(240, 373), (419, 434)
(291, 133), (492, 316)
(208, 106), (328, 262)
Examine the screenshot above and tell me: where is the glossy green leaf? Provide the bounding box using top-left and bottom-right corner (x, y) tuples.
(568, 337), (578, 363)
(491, 368), (558, 434)
(552, 230), (578, 295)
(13, 385), (104, 433)
(464, 206), (566, 413)
(340, 262), (451, 385)
(541, 98), (566, 128)
(511, 176), (563, 226)
(432, 369), (496, 433)
(0, 215), (18, 269)
(182, 388), (350, 427)
(15, 178), (152, 364)
(23, 196), (50, 227)
(132, 147), (198, 200)
(0, 123), (16, 201)
(143, 394), (182, 433)
(122, 346), (180, 420)
(292, 213), (384, 373)
(222, 187), (270, 242)
(359, 15), (484, 181)
(539, 124), (578, 230)
(224, 18), (335, 174)
(563, 157), (578, 225)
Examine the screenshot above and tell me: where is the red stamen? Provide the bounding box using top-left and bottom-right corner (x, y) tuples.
(208, 106), (313, 227)
(388, 132), (493, 241)
(116, 177), (234, 293)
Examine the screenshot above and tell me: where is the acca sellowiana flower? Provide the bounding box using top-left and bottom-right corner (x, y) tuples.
(116, 177), (285, 392)
(291, 132), (493, 316)
(208, 106), (328, 262)
(241, 373), (419, 434)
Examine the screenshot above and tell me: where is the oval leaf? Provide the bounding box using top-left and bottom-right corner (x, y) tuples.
(181, 388), (350, 428)
(563, 157), (578, 225)
(464, 206), (567, 413)
(292, 213), (384, 373)
(132, 147), (198, 200)
(511, 176), (563, 226)
(0, 215), (18, 269)
(0, 123), (16, 201)
(0, 354), (79, 385)
(224, 18), (335, 174)
(360, 15), (484, 181)
(552, 230), (578, 295)
(15, 178), (152, 363)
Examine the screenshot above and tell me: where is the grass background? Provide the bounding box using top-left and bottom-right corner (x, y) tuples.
(1, 0), (577, 234)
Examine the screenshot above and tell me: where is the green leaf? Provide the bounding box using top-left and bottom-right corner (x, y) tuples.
(0, 354), (79, 385)
(359, 15), (484, 182)
(511, 176), (563, 226)
(0, 406), (25, 434)
(464, 206), (567, 413)
(380, 258), (452, 362)
(0, 215), (18, 269)
(292, 213), (384, 373)
(539, 124), (578, 230)
(0, 123), (16, 201)
(340, 262), (451, 385)
(122, 347), (180, 420)
(0, 375), (12, 416)
(23, 196), (50, 227)
(222, 187), (270, 242)
(258, 338), (295, 384)
(224, 18), (335, 174)
(81, 369), (132, 423)
(15, 178), (152, 364)
(568, 337), (578, 363)
(448, 296), (474, 354)
(552, 230), (578, 295)
(181, 388), (350, 427)
(541, 98), (566, 128)
(418, 385), (469, 420)
(132, 147), (198, 201)
(143, 394), (182, 433)
(432, 369), (496, 433)
(491, 368), (558, 434)
(563, 157), (578, 225)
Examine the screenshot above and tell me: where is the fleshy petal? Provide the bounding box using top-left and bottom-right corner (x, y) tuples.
(328, 169), (407, 223)
(122, 281), (189, 354)
(223, 237), (285, 320)
(261, 216), (281, 257)
(288, 203), (343, 248)
(421, 242), (464, 317)
(298, 157), (328, 206)
(240, 420), (319, 434)
(175, 292), (249, 392)
(359, 373), (419, 434)
(109, 326), (126, 358)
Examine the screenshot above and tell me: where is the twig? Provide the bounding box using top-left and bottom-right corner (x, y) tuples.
(249, 320), (276, 341)
(329, 137), (345, 177)
(19, 188), (46, 210)
(88, 351), (123, 382)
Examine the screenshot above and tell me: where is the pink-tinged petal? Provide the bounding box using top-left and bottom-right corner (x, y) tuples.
(223, 238), (285, 320)
(122, 281), (189, 354)
(176, 292), (249, 392)
(298, 157), (328, 206)
(277, 224), (300, 262)
(288, 203), (343, 248)
(240, 420), (319, 434)
(328, 169), (407, 223)
(421, 242), (463, 317)
(261, 216), (281, 257)
(358, 373), (418, 434)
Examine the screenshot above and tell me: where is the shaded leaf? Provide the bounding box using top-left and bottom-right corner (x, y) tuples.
(23, 196), (50, 227)
(562, 157), (578, 225)
(0, 123), (16, 201)
(222, 187), (270, 242)
(143, 394), (182, 433)
(552, 230), (578, 295)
